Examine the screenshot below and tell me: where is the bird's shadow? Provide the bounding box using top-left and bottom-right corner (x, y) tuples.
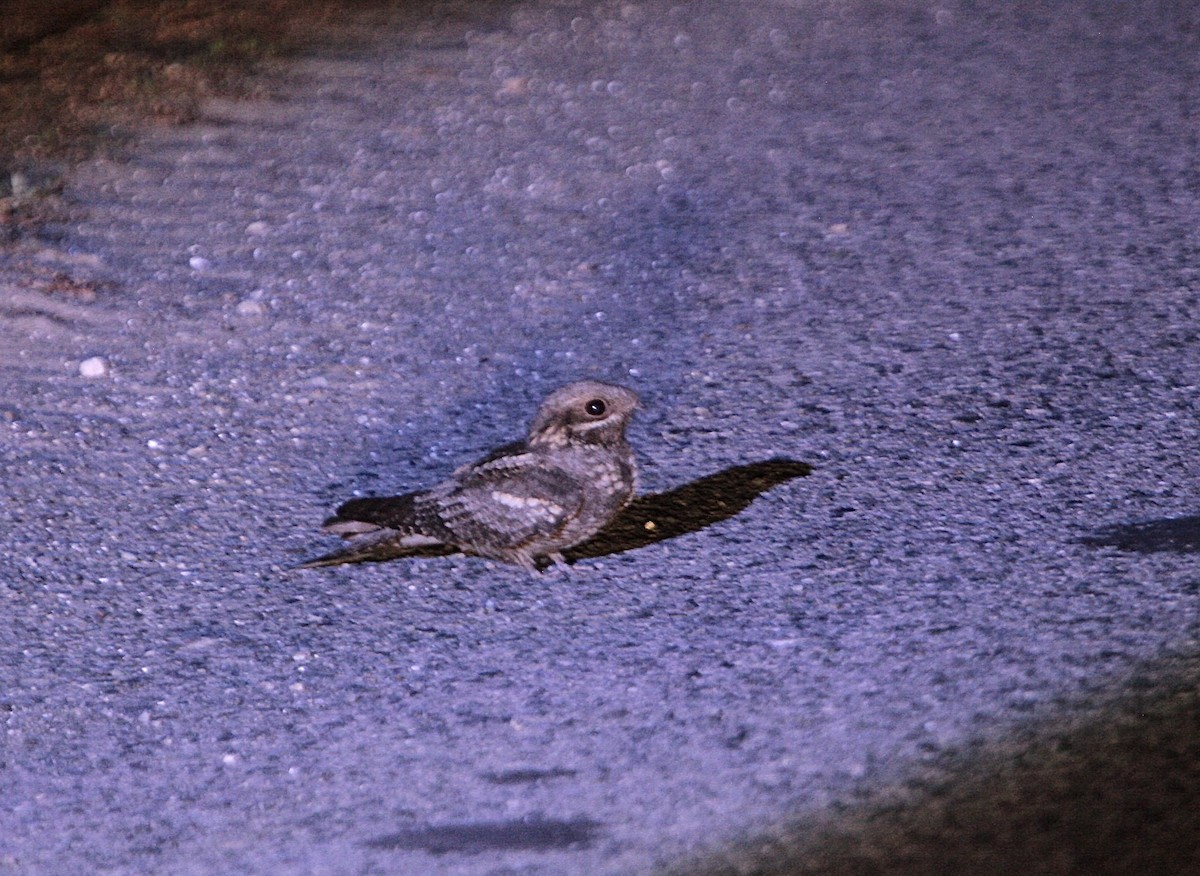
(1078, 514), (1200, 554)
(562, 457), (812, 564)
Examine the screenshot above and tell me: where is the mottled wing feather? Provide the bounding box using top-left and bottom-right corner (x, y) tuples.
(453, 439), (528, 476)
(434, 455), (585, 551)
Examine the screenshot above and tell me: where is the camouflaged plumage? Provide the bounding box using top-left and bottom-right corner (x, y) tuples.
(300, 381), (639, 571)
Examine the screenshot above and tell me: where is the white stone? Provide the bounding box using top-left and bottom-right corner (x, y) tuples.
(236, 299), (267, 317)
(79, 356), (108, 378)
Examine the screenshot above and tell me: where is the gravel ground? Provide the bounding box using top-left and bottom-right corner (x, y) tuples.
(3, 1), (1199, 874)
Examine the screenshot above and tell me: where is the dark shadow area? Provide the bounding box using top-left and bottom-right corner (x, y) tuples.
(482, 767), (578, 785)
(299, 458), (811, 568)
(1079, 515), (1200, 553)
(364, 817), (600, 854)
(564, 458), (813, 563)
(660, 653), (1200, 876)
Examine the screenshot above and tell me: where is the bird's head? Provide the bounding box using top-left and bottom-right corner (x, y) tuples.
(526, 380), (640, 448)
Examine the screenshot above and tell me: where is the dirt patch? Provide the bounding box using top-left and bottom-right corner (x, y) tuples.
(0, 0), (351, 166)
(0, 0), (382, 298)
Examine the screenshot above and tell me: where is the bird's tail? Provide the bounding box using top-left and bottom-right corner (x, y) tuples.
(295, 529), (455, 569)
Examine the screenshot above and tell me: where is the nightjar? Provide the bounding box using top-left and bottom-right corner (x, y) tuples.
(300, 380), (640, 571)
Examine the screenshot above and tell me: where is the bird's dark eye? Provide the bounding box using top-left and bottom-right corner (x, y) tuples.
(585, 398), (607, 417)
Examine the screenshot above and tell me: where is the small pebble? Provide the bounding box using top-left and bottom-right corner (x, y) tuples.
(236, 299), (267, 317)
(79, 356), (109, 378)
(189, 256), (212, 272)
(245, 221), (270, 236)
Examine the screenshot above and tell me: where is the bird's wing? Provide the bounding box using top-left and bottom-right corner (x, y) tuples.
(435, 453), (585, 549)
(323, 491), (423, 533)
(324, 439), (533, 529)
(453, 439), (528, 475)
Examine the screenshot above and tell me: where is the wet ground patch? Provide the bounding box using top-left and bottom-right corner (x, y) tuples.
(365, 817), (601, 854)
